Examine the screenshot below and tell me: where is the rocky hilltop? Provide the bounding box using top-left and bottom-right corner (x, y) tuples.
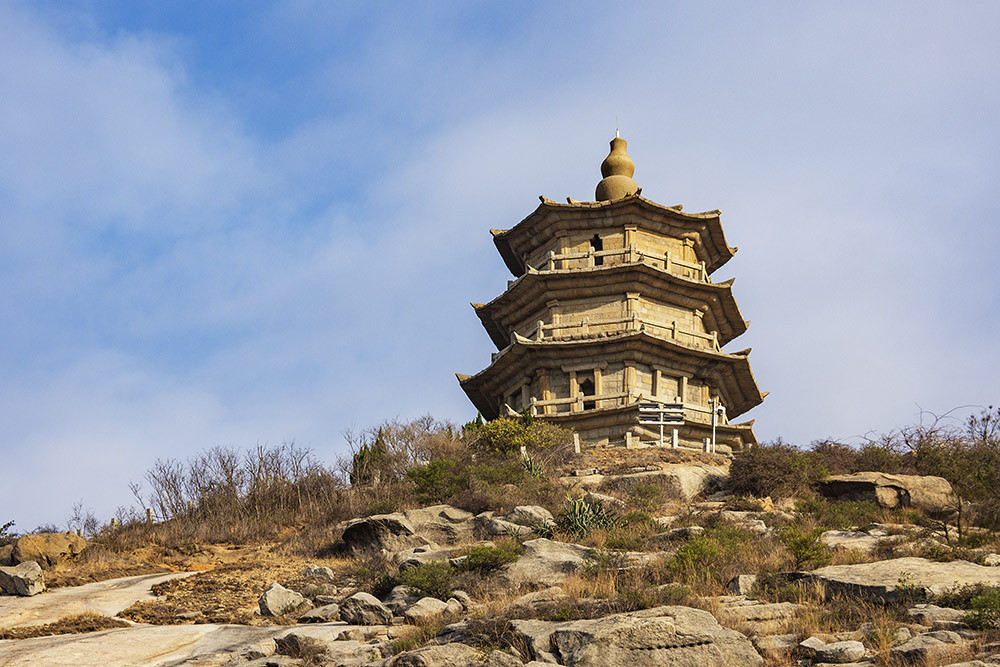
(2, 415), (1000, 666)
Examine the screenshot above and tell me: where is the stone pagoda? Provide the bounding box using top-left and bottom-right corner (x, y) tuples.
(457, 135), (765, 452)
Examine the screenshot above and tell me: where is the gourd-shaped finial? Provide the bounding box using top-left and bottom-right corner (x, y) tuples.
(595, 134), (639, 201)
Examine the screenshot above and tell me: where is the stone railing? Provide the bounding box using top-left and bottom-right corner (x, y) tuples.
(530, 315), (720, 352)
(527, 392), (720, 423)
(539, 245), (708, 282)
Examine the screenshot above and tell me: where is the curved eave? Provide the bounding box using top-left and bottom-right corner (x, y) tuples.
(493, 194), (737, 278)
(474, 262), (748, 350)
(459, 330), (765, 420)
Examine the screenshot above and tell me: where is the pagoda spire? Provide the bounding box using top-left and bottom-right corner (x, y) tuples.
(595, 134), (640, 201)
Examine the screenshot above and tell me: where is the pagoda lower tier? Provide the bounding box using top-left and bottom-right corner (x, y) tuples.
(458, 329), (765, 451)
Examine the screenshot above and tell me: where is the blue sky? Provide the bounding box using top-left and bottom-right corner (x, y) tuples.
(2, 2), (998, 531)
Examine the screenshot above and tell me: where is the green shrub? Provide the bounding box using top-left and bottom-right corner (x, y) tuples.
(372, 574), (400, 599)
(407, 459), (464, 505)
(627, 483), (664, 511)
(459, 542), (523, 575)
(796, 497), (885, 530)
(469, 418), (572, 456)
(398, 562), (454, 600)
(808, 440), (858, 476)
(729, 440), (821, 498)
(778, 526), (831, 569)
(934, 584), (1000, 629)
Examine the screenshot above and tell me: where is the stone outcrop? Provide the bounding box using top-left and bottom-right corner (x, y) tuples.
(511, 605), (762, 666)
(339, 591), (393, 625)
(11, 532), (87, 569)
(802, 557), (1000, 601)
(338, 505), (475, 558)
(381, 642), (521, 666)
(0, 561), (45, 596)
(499, 538), (593, 587)
(296, 603), (340, 623)
(713, 595), (803, 635)
(819, 472), (956, 514)
(258, 582), (311, 617)
(0, 571), (194, 629)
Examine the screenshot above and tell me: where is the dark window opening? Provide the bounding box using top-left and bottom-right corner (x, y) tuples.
(591, 234), (603, 266)
(579, 377), (596, 410)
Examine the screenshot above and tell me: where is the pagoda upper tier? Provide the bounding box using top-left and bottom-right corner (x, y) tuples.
(491, 196), (738, 280)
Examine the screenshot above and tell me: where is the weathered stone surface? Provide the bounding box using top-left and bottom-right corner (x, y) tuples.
(381, 642), (521, 666)
(11, 532), (87, 569)
(338, 505), (475, 558)
(499, 538), (593, 587)
(0, 561), (44, 596)
(909, 604), (968, 629)
(727, 574), (758, 596)
(507, 505), (555, 527)
(403, 596), (451, 624)
(752, 634), (797, 662)
(0, 544), (13, 567)
(820, 472), (955, 514)
(340, 591), (393, 625)
(0, 571), (193, 628)
(258, 582), (310, 617)
(803, 558), (1000, 602)
(483, 518), (533, 537)
(296, 603), (340, 622)
(397, 544), (472, 569)
(383, 584), (420, 615)
(892, 630), (970, 664)
(512, 586), (569, 611)
(815, 640), (866, 663)
(275, 631), (382, 665)
(512, 605), (762, 666)
(609, 463), (729, 501)
(0, 624), (312, 667)
(820, 530), (886, 554)
(714, 596), (803, 635)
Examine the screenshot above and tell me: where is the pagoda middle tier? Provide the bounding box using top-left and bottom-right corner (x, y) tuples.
(458, 136), (765, 452)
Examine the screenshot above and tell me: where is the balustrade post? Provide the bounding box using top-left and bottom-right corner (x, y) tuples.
(548, 250), (556, 271)
(587, 247), (595, 267)
(537, 320), (544, 341)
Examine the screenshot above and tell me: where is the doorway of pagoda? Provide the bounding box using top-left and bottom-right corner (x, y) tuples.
(579, 375), (596, 410)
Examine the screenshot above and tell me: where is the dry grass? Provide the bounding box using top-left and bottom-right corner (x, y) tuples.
(0, 613), (129, 640)
(118, 548), (352, 625)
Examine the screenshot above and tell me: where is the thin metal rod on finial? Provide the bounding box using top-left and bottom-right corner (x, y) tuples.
(616, 115), (620, 138)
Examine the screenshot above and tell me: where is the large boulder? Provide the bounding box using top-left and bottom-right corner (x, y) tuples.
(568, 462), (729, 502)
(819, 472), (955, 514)
(339, 592), (393, 625)
(499, 538), (594, 587)
(0, 561), (45, 596)
(0, 544), (13, 566)
(506, 506), (555, 528)
(338, 505), (475, 558)
(258, 583), (311, 617)
(12, 532), (87, 569)
(511, 605), (762, 666)
(802, 557), (1000, 602)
